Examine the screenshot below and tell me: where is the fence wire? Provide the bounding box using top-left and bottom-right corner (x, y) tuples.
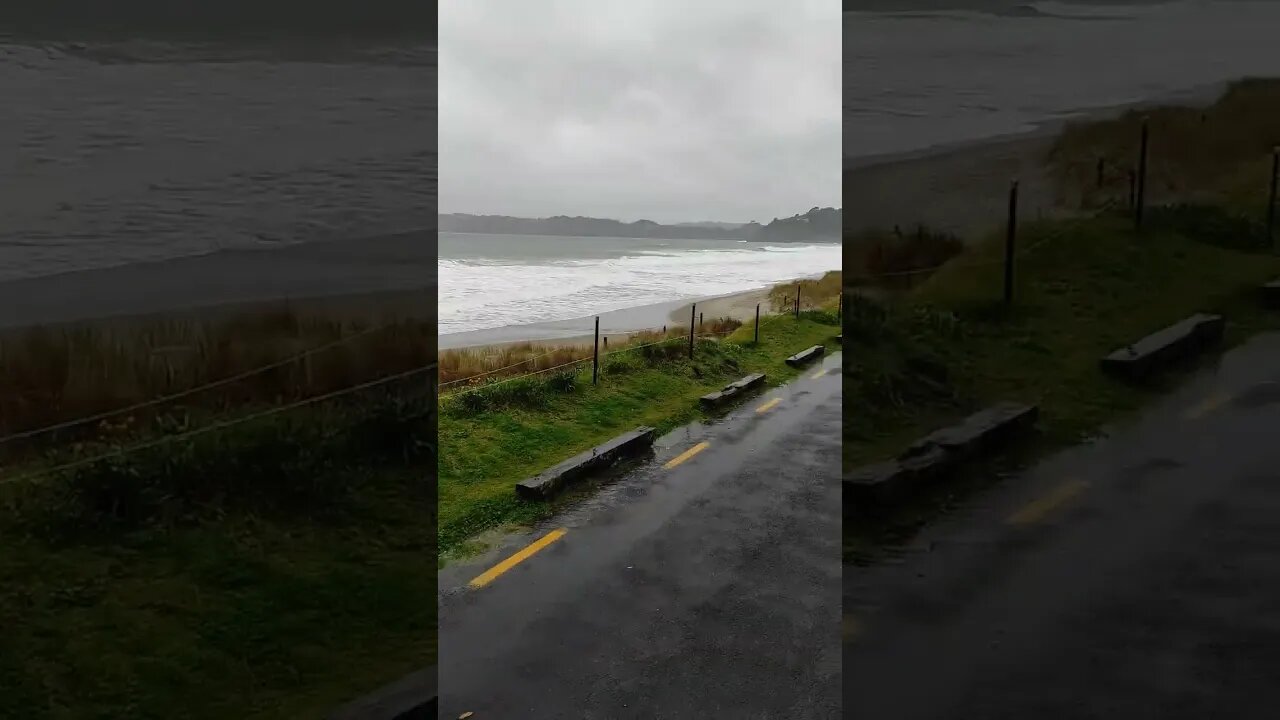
(2, 360), (439, 486)
(855, 231), (1058, 281)
(0, 318), (423, 447)
(2, 195), (1062, 478)
(440, 310), (795, 397)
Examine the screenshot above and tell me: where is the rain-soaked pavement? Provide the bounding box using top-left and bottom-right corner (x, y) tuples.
(845, 332), (1280, 719)
(438, 351), (842, 719)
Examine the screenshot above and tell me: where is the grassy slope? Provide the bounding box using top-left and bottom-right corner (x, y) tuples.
(0, 472), (434, 720)
(1048, 77), (1280, 212)
(842, 215), (1280, 554)
(438, 310), (841, 556)
(0, 385), (436, 718)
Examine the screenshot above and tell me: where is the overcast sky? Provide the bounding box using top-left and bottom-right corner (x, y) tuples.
(438, 0), (841, 225)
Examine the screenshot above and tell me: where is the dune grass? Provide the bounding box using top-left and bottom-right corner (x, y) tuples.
(1048, 77), (1280, 213)
(437, 286), (841, 557)
(438, 317), (743, 389)
(0, 305), (435, 462)
(766, 270), (845, 311)
(841, 226), (966, 289)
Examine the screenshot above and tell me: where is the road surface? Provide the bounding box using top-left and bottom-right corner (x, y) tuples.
(845, 332), (1280, 719)
(438, 351), (843, 719)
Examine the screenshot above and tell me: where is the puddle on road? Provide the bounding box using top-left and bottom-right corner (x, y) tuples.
(440, 361), (840, 584)
(844, 332), (1280, 570)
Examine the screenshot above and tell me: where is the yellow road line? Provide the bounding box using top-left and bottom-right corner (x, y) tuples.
(1183, 391), (1232, 420)
(810, 368), (828, 379)
(468, 528), (567, 589)
(664, 441), (710, 469)
(1006, 479), (1090, 526)
(756, 397), (782, 414)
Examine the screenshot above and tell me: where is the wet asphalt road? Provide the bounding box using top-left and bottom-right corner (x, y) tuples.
(438, 351), (842, 719)
(845, 332), (1280, 719)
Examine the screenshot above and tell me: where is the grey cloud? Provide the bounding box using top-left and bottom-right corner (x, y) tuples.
(439, 0), (841, 224)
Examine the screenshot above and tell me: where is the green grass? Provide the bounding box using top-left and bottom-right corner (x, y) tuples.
(0, 387), (435, 719)
(437, 310), (841, 556)
(0, 472), (434, 720)
(842, 212), (1280, 557)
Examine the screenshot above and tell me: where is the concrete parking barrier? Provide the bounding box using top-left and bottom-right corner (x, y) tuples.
(844, 447), (954, 506)
(785, 345), (825, 367)
(515, 427), (657, 500)
(1100, 313), (1224, 380)
(844, 404), (1038, 508)
(699, 373), (766, 410)
(901, 403), (1039, 461)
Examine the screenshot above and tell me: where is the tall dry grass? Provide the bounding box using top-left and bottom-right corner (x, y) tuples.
(767, 270), (845, 312)
(438, 317), (744, 391)
(842, 227), (965, 289)
(0, 308), (434, 453)
(1048, 77), (1280, 211)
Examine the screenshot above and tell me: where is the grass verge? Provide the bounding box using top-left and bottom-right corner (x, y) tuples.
(0, 384), (435, 719)
(841, 212), (1280, 559)
(1048, 77), (1280, 212)
(437, 304), (841, 557)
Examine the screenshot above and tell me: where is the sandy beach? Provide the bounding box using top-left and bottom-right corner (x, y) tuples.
(843, 82), (1232, 239)
(0, 229), (436, 333)
(3, 85), (1236, 345)
(0, 123), (1072, 349)
(437, 284), (783, 351)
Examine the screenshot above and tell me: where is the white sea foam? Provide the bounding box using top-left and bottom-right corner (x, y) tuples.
(438, 233), (841, 335)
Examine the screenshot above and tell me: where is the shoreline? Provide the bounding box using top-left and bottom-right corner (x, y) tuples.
(437, 277), (824, 352)
(0, 229), (436, 332)
(1, 81), (1241, 335)
(844, 79), (1229, 173)
(843, 81), (1233, 238)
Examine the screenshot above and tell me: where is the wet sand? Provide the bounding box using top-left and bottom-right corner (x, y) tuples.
(0, 229), (436, 332)
(843, 82), (1230, 239)
(845, 133), (1060, 239)
(437, 285), (783, 351)
(7, 88), (1231, 344)
(668, 286), (776, 326)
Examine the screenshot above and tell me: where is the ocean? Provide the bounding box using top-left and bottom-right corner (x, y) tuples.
(5, 0), (1280, 326)
(438, 233), (842, 337)
(0, 38), (435, 283)
(843, 0), (1280, 163)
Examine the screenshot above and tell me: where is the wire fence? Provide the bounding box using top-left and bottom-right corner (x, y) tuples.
(0, 310), (437, 481)
(11, 115), (1274, 485)
(0, 319), (406, 448)
(438, 293), (835, 396)
(1, 360), (439, 486)
(847, 113), (1280, 317)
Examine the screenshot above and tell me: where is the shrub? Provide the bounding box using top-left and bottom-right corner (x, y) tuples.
(844, 294), (889, 340)
(857, 226), (965, 280)
(444, 376), (550, 416)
